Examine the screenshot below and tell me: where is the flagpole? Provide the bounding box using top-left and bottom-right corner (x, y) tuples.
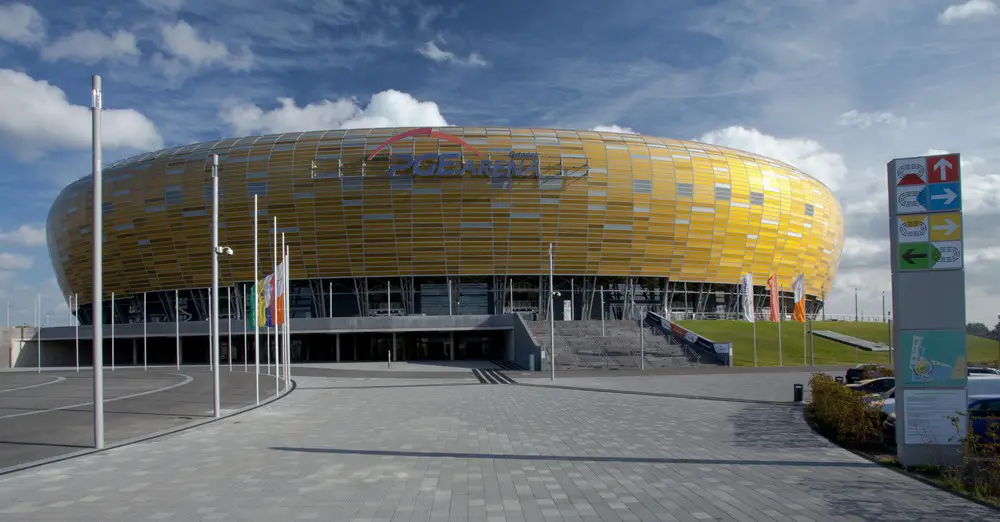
(750, 279), (757, 367)
(273, 216), (279, 396)
(284, 237), (290, 391)
(287, 247), (291, 387)
(777, 282), (783, 367)
(175, 289), (180, 370)
(281, 232), (287, 392)
(253, 194), (260, 405)
(111, 291), (115, 372)
(74, 293), (79, 372)
(243, 283), (248, 372)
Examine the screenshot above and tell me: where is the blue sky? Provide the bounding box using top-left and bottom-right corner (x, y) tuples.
(1, 0), (998, 327)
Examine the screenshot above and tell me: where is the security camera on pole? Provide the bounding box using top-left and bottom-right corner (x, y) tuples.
(211, 153), (234, 419)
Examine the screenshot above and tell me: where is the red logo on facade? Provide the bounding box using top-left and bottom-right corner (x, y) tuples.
(366, 127), (485, 161)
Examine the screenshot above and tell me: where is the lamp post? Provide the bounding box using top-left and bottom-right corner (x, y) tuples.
(91, 74), (104, 449)
(548, 243), (558, 381)
(210, 153), (233, 419)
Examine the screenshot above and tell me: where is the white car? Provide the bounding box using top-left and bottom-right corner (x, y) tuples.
(872, 375), (1000, 417)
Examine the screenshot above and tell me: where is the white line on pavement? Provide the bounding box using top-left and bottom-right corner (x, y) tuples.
(0, 377), (67, 394)
(0, 374), (195, 420)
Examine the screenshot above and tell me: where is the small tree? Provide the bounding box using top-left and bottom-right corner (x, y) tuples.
(968, 323), (990, 336)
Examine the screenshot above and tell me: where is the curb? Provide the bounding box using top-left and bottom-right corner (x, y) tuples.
(800, 408), (1000, 513)
(0, 379), (298, 477)
(518, 382), (802, 407)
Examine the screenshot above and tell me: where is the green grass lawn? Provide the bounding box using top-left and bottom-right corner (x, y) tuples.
(676, 320), (1000, 368)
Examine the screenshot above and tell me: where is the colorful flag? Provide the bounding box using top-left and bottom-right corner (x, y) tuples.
(740, 274), (755, 323)
(792, 274), (806, 323)
(262, 273), (275, 327)
(767, 274), (780, 322)
(274, 260), (286, 326)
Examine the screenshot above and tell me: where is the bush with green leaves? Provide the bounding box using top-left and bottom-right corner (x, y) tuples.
(807, 372), (887, 450)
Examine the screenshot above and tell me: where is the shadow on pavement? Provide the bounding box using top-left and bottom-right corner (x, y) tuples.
(728, 403), (829, 450)
(269, 446), (879, 468)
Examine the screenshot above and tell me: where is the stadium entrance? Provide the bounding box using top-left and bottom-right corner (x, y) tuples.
(292, 330), (507, 362)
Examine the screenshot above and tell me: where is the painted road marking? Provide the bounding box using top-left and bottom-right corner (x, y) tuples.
(0, 374), (194, 420)
(0, 376), (67, 394)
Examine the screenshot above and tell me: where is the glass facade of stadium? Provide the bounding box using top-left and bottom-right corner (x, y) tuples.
(45, 126), (844, 362)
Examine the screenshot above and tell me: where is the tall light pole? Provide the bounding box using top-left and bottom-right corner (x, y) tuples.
(548, 242), (556, 381)
(91, 74), (104, 449)
(210, 153), (221, 418)
(854, 287), (859, 322)
(996, 313), (999, 369)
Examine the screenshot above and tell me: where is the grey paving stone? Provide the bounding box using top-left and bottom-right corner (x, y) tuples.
(0, 374), (993, 521)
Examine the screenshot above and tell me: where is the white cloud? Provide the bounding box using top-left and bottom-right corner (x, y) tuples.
(695, 126), (848, 192)
(0, 277), (73, 327)
(222, 89), (450, 136)
(153, 21), (253, 76)
(0, 69), (164, 162)
(836, 110), (907, 129)
(0, 253), (33, 272)
(0, 225), (46, 247)
(416, 41), (488, 67)
(591, 124), (638, 134)
(0, 3), (45, 46)
(41, 30), (140, 65)
(939, 0), (999, 24)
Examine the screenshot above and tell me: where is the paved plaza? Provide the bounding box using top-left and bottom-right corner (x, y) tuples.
(0, 371), (995, 521)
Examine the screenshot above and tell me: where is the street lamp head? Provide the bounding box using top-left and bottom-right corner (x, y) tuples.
(215, 246), (234, 256)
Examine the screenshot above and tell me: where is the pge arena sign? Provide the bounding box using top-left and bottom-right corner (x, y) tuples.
(367, 128), (542, 178)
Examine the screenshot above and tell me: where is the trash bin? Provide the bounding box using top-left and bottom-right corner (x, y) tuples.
(793, 383), (804, 403)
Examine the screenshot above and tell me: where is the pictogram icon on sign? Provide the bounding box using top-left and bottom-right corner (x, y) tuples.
(929, 213), (962, 241)
(927, 154), (960, 184)
(897, 215), (929, 244)
(896, 186), (928, 214)
(899, 243), (931, 270)
(928, 182), (961, 212)
(930, 241), (963, 270)
(895, 157), (927, 186)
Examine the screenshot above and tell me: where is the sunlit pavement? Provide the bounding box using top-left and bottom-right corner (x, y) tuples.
(0, 373), (993, 521)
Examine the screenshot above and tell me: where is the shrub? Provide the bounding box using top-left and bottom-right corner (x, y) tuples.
(807, 372), (887, 450)
(944, 415), (1000, 501)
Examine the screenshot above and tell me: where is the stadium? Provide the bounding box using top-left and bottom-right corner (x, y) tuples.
(32, 126), (844, 368)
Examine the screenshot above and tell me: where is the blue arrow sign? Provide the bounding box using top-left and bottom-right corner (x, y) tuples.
(896, 185), (928, 214)
(928, 182), (961, 211)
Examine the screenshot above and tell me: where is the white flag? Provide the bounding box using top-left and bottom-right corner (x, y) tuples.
(740, 274), (755, 323)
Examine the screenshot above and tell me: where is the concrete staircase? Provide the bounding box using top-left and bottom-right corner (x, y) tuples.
(528, 320), (703, 370)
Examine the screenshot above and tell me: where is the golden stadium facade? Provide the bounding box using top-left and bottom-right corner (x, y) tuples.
(47, 126), (844, 326)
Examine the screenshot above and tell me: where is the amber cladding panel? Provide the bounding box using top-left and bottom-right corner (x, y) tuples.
(47, 127), (845, 305)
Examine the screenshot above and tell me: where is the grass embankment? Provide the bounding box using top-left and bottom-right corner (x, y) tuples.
(676, 320), (999, 368)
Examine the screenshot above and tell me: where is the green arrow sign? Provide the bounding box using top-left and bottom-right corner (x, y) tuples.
(899, 243), (931, 270)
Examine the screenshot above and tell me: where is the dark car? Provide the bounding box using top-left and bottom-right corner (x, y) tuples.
(845, 364), (888, 384)
(847, 377), (895, 395)
(969, 395), (1000, 444)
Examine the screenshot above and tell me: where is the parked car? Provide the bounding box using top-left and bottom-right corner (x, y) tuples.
(872, 376), (1000, 419)
(845, 364), (888, 384)
(847, 377), (895, 395)
(968, 395), (1000, 443)
(969, 366), (1000, 376)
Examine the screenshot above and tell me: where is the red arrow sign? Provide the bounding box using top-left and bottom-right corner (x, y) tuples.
(927, 153), (960, 183)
